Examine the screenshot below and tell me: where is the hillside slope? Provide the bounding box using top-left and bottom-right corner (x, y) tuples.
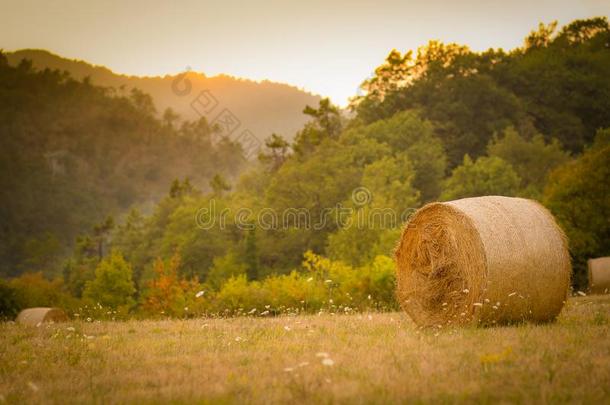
(0, 54), (245, 277)
(6, 49), (321, 142)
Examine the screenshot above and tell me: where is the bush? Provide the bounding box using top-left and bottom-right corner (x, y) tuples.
(209, 252), (398, 316)
(9, 272), (76, 312)
(0, 280), (21, 320)
(544, 129), (610, 288)
(83, 251), (136, 314)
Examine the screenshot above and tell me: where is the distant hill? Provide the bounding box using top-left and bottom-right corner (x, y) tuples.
(0, 54), (248, 277)
(6, 49), (321, 142)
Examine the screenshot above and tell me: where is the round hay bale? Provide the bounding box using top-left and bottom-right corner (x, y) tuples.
(588, 257), (610, 294)
(395, 196), (571, 327)
(16, 307), (68, 326)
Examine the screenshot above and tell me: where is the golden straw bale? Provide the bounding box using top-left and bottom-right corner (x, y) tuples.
(395, 196), (571, 327)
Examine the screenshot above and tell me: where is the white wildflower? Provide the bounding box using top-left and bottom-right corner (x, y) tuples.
(66, 326), (75, 332)
(284, 326), (291, 331)
(307, 277), (313, 282)
(577, 291), (586, 296)
(322, 358), (335, 366)
(462, 289), (470, 293)
(195, 290), (205, 298)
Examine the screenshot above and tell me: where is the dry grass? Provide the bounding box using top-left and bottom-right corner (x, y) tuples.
(1, 296), (609, 404)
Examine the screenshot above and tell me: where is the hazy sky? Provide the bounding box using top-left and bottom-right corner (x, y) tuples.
(1, 0), (609, 105)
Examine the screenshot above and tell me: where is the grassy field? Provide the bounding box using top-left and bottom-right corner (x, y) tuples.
(1, 296), (609, 404)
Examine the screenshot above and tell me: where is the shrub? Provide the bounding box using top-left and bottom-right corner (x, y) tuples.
(0, 280), (21, 320)
(83, 251), (136, 314)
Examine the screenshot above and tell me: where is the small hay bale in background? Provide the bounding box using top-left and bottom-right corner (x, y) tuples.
(16, 307), (68, 326)
(588, 257), (610, 294)
(395, 196), (571, 327)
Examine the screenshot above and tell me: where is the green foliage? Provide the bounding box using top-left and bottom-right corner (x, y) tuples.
(0, 54), (245, 278)
(0, 280), (21, 320)
(544, 128), (610, 288)
(244, 228), (260, 280)
(8, 272), (75, 311)
(302, 252), (397, 311)
(212, 252), (397, 315)
(83, 251), (136, 311)
(488, 127), (570, 197)
(206, 251), (247, 290)
(293, 98), (342, 157)
(441, 155), (522, 200)
(258, 133), (290, 172)
(343, 111), (446, 201)
(354, 18), (610, 165)
(326, 155), (418, 266)
(209, 174), (231, 197)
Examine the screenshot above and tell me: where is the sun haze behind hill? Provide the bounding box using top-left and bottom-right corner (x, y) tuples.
(6, 49), (322, 143)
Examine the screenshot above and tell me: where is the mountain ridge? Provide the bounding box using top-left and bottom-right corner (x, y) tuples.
(6, 49), (321, 142)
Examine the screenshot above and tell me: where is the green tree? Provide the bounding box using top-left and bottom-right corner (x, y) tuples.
(244, 227), (259, 281)
(206, 251), (247, 290)
(170, 178), (195, 199)
(487, 127), (570, 197)
(0, 280), (21, 320)
(93, 216), (114, 261)
(343, 111), (446, 201)
(258, 133), (289, 172)
(162, 107), (180, 129)
(209, 174), (231, 197)
(83, 251), (136, 310)
(326, 155), (419, 266)
(441, 155), (522, 200)
(293, 98), (342, 157)
(63, 235), (98, 297)
(544, 129), (610, 288)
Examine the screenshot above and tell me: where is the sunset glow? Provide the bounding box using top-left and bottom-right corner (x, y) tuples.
(2, 0), (609, 105)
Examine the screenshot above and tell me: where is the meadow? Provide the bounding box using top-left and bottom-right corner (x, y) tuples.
(1, 295), (608, 404)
